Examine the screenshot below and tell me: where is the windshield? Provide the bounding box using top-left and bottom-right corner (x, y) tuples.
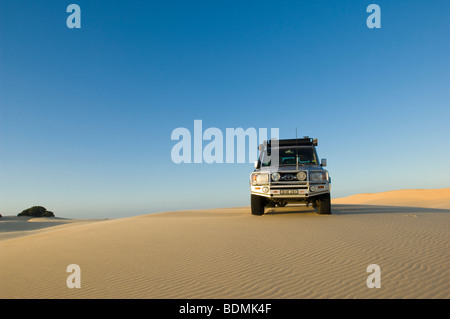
(261, 147), (318, 167)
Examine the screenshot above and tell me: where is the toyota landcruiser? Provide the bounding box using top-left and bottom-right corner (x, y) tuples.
(250, 137), (331, 215)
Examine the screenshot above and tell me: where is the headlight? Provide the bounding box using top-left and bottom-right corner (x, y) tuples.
(309, 171), (328, 181)
(252, 174), (269, 184)
(271, 172), (280, 182)
(296, 171), (307, 181)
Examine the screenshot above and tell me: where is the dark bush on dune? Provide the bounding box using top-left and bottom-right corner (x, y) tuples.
(18, 206), (55, 217)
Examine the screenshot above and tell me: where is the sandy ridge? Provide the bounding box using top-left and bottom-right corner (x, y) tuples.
(0, 189), (449, 299)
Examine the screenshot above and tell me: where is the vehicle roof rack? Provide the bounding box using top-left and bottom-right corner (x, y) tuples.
(266, 137), (318, 147)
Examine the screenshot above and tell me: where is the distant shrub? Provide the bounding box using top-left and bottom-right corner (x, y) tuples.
(18, 206), (55, 217)
(42, 211), (55, 217)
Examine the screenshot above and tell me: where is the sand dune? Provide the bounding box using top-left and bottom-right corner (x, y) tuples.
(0, 190), (449, 299)
(332, 188), (450, 209)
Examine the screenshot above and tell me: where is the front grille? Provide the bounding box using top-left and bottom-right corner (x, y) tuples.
(271, 171), (307, 183)
(280, 173), (297, 181)
(280, 172), (307, 182)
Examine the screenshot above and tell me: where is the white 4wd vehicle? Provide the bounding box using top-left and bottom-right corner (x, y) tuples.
(250, 137), (331, 215)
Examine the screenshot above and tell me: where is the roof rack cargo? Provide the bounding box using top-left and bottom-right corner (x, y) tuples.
(266, 136), (318, 147)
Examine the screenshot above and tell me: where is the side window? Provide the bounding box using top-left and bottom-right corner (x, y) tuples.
(261, 151), (271, 166)
(312, 149), (319, 164)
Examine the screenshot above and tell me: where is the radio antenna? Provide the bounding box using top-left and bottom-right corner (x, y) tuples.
(295, 127), (298, 170)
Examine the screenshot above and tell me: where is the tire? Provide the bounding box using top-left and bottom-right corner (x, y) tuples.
(251, 194), (266, 215)
(317, 193), (331, 215)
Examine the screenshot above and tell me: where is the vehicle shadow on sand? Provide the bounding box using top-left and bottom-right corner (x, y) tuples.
(264, 205), (317, 215)
(264, 204), (450, 216)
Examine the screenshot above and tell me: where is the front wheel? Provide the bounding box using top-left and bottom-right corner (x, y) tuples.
(251, 194), (267, 215)
(316, 193), (331, 215)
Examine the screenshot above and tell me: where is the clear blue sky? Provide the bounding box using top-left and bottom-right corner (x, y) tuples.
(1, 1), (449, 218)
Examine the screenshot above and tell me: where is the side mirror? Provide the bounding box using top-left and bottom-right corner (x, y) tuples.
(254, 161), (258, 169)
(321, 158), (327, 167)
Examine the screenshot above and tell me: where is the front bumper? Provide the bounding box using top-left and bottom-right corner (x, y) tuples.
(250, 183), (330, 198)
